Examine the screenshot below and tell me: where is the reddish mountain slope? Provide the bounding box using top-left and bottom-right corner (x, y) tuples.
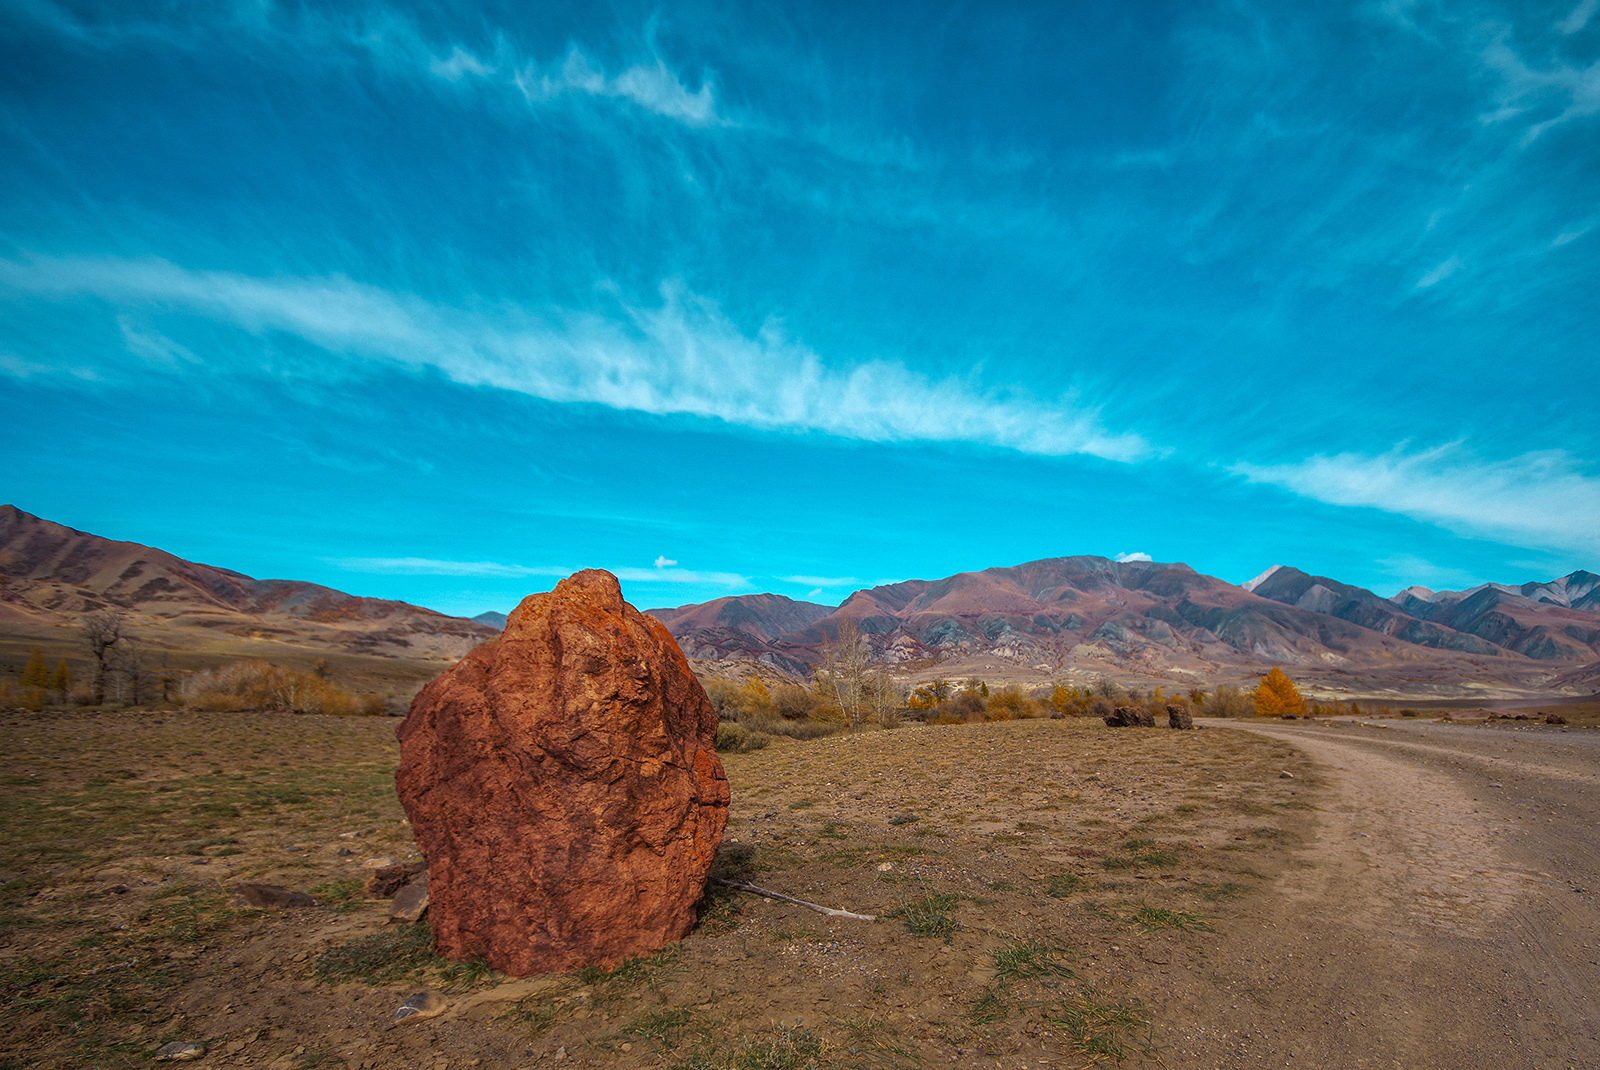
(0, 505), (494, 660)
(653, 556), (1600, 697)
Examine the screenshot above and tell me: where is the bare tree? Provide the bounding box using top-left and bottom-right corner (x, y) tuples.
(81, 608), (127, 705)
(815, 618), (872, 728)
(863, 673), (905, 728)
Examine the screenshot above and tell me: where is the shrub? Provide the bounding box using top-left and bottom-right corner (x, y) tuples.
(985, 686), (1044, 720)
(181, 660), (360, 715)
(740, 711), (841, 740)
(772, 683), (822, 720)
(1201, 685), (1252, 718)
(714, 722), (771, 753)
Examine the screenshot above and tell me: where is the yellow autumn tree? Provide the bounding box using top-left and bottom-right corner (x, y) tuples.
(20, 649), (50, 689)
(1252, 667), (1306, 717)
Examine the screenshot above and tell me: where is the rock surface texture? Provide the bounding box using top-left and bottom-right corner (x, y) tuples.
(1105, 705), (1156, 727)
(1166, 704), (1194, 730)
(395, 570), (730, 976)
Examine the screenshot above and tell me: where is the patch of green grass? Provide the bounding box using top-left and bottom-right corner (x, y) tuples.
(969, 989), (1008, 1024)
(818, 820), (851, 840)
(1128, 906), (1215, 933)
(1046, 873), (1085, 898)
(889, 891), (959, 939)
(738, 1024), (825, 1070)
(575, 945), (682, 988)
(986, 879), (1016, 892)
(787, 799), (814, 810)
(439, 956), (498, 991)
(310, 877), (366, 911)
(1196, 881), (1245, 902)
(993, 941), (1075, 986)
(627, 1008), (693, 1049)
(1174, 802), (1202, 813)
(886, 812), (919, 826)
(1048, 989), (1156, 1065)
(313, 923), (439, 983)
(1122, 837), (1156, 849)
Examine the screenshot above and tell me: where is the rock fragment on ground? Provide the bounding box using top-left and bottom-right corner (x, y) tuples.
(395, 568), (730, 976)
(153, 1041), (206, 1061)
(364, 861), (427, 899)
(226, 883), (316, 910)
(387, 872), (429, 924)
(392, 989), (446, 1024)
(1166, 704), (1194, 729)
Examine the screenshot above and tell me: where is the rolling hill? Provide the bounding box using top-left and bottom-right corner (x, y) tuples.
(0, 506), (496, 688)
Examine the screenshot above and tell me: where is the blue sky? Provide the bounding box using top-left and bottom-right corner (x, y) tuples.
(1, 0), (1596, 616)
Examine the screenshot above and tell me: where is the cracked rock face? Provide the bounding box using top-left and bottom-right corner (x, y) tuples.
(395, 570), (729, 976)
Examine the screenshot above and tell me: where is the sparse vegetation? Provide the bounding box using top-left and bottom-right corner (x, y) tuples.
(182, 659), (367, 715)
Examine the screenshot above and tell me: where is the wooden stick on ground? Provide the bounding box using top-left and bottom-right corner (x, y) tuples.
(714, 879), (877, 921)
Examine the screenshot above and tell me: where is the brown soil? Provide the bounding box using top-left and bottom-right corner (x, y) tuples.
(1164, 717), (1600, 1068)
(0, 711), (1316, 1069)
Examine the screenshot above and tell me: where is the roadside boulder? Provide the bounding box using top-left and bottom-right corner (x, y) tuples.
(1104, 705), (1156, 728)
(395, 569), (730, 977)
(1166, 704), (1194, 730)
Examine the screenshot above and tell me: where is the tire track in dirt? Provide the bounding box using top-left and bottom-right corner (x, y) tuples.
(1155, 720), (1600, 1070)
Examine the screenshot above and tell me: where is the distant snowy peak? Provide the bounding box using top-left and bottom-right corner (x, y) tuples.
(1241, 565), (1282, 593)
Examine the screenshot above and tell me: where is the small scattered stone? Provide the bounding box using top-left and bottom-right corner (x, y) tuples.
(337, 847), (352, 857)
(284, 846), (303, 853)
(362, 857), (397, 869)
(392, 990), (446, 1024)
(620, 1043), (633, 1053)
(1278, 771), (1294, 779)
(365, 861), (427, 899)
(388, 873), (431, 924)
(875, 862), (894, 872)
(189, 858), (209, 865)
(107, 884), (129, 894)
(226, 883), (317, 910)
(153, 1041), (205, 1061)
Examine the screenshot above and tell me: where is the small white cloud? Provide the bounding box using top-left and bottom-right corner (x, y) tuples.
(118, 317), (197, 366)
(1416, 256), (1461, 288)
(512, 46), (722, 126)
(1114, 552), (1153, 563)
(1558, 0), (1599, 34)
(1553, 227), (1590, 246)
(654, 555), (677, 568)
(806, 588), (824, 599)
(779, 574), (860, 587)
(429, 45), (495, 81)
(1233, 444), (1600, 556)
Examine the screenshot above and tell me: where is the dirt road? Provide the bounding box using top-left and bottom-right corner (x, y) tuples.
(1159, 719), (1600, 1069)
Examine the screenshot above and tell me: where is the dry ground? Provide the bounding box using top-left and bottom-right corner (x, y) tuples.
(0, 711), (1317, 1070)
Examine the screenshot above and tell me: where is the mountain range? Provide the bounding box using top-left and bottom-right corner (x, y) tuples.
(0, 506), (495, 671)
(3, 504), (1595, 700)
(649, 557), (1600, 699)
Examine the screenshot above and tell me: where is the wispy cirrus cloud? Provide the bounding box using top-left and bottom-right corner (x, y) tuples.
(0, 255), (1150, 462)
(10, 1), (724, 128)
(334, 556), (750, 588)
(1233, 444), (1600, 556)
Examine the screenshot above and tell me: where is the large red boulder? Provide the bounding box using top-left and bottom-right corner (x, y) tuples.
(395, 569), (729, 976)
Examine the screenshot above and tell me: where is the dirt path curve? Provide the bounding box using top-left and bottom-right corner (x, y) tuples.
(1155, 719), (1600, 1070)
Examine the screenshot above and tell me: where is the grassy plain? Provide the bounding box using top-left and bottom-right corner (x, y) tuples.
(0, 711), (1315, 1069)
